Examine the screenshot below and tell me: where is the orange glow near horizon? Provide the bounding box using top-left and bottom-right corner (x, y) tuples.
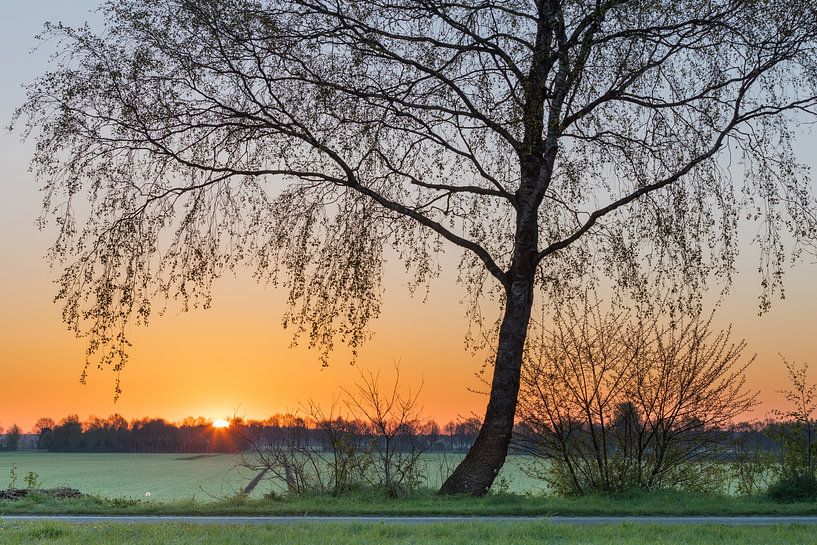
(212, 419), (231, 429)
(1, 258), (816, 434)
(1, 2), (817, 436)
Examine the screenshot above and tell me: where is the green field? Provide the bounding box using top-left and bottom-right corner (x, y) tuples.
(0, 452), (539, 501)
(0, 452), (255, 501)
(5, 452), (815, 518)
(2, 521), (816, 545)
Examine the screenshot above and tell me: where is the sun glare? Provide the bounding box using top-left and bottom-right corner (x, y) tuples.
(212, 419), (230, 429)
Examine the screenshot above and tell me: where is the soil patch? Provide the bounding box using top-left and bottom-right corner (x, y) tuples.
(173, 454), (219, 461)
(0, 488), (82, 501)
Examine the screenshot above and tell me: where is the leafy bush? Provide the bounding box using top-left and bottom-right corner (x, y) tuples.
(766, 472), (817, 502)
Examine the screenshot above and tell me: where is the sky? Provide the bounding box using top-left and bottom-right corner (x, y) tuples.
(1, 2), (816, 433)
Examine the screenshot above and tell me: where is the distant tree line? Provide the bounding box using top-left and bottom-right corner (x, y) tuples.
(9, 411), (803, 460)
(22, 414), (483, 454)
(0, 425), (21, 451)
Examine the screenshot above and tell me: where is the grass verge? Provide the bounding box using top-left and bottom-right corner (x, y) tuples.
(2, 489), (817, 516)
(2, 521), (817, 545)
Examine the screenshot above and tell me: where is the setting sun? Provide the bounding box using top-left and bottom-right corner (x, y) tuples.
(212, 419), (230, 429)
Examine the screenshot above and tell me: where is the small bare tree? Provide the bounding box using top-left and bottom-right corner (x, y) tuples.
(345, 366), (430, 496)
(241, 406), (372, 496)
(763, 360), (817, 501)
(242, 365), (429, 496)
(771, 358), (817, 479)
(516, 294), (757, 495)
(241, 413), (329, 495)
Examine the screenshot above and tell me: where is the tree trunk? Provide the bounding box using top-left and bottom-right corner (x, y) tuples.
(439, 152), (542, 495)
(438, 273), (535, 495)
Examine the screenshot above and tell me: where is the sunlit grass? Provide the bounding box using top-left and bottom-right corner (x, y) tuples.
(1, 521), (816, 545)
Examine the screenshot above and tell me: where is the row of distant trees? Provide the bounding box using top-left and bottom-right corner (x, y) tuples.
(9, 411), (800, 459)
(0, 425), (21, 451)
(8, 414), (482, 454)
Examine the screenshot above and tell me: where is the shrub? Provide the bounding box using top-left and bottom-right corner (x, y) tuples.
(515, 293), (757, 495)
(24, 471), (42, 490)
(7, 464), (18, 489)
(766, 472), (817, 502)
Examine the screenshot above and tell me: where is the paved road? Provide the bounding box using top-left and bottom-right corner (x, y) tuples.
(3, 515), (817, 525)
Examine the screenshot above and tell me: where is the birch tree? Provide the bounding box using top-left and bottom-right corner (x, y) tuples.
(14, 0), (817, 494)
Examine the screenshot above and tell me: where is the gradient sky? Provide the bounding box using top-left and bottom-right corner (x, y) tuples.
(1, 2), (816, 433)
